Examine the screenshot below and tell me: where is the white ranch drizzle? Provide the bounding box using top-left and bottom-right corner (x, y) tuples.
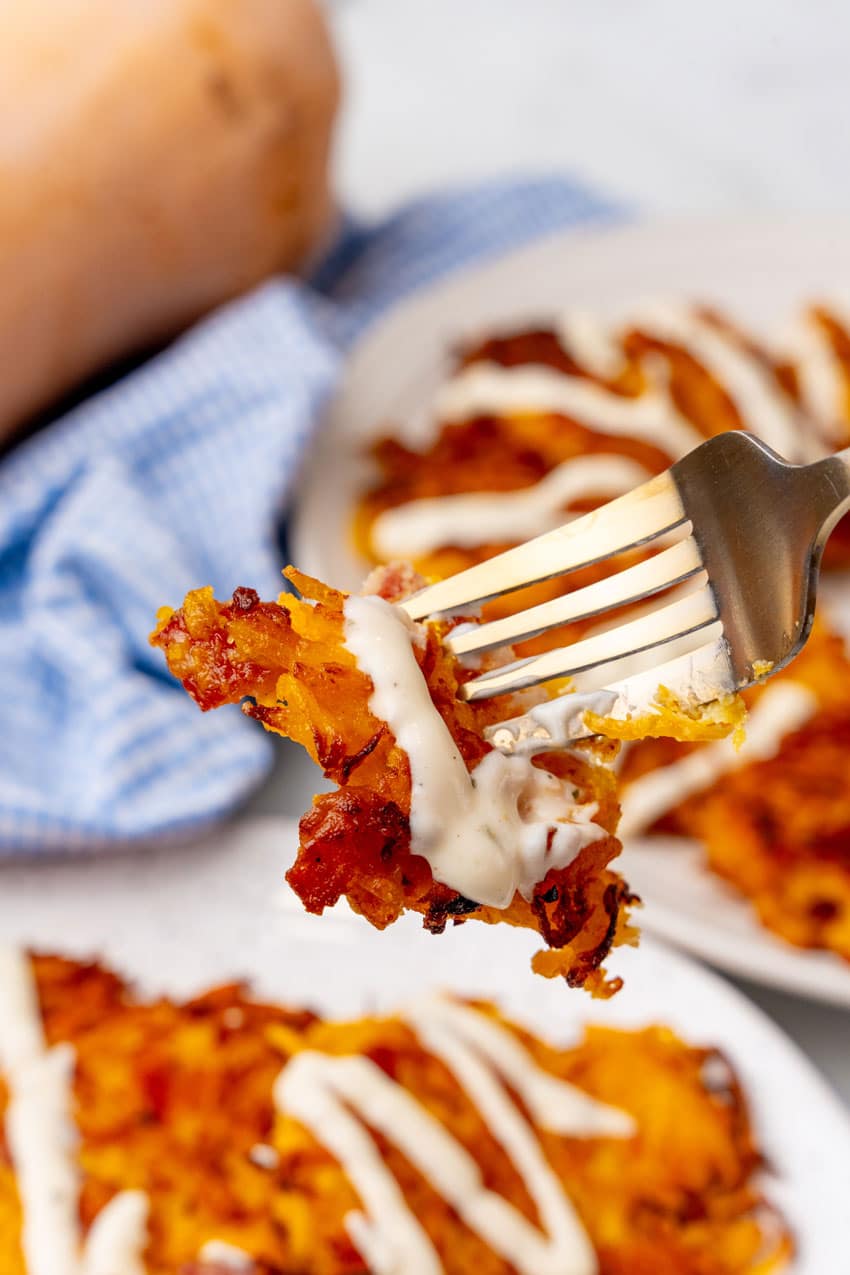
(782, 310), (848, 445)
(197, 1239), (255, 1269)
(371, 454), (652, 560)
(248, 1142), (279, 1170)
(554, 310), (628, 380)
(619, 681), (818, 837)
(432, 362), (703, 459)
(413, 304), (816, 478)
(0, 947), (149, 1275)
(80, 1192), (148, 1275)
(275, 998), (633, 1275)
(628, 301), (809, 460)
(344, 595), (606, 908)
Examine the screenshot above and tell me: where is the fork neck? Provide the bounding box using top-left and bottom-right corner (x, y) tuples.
(809, 447), (850, 547)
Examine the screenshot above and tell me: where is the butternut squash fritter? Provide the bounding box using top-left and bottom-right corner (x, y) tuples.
(276, 1010), (791, 1275)
(621, 621), (850, 961)
(0, 953), (792, 1274)
(0, 954), (316, 1275)
(356, 308), (850, 650)
(151, 567), (634, 997)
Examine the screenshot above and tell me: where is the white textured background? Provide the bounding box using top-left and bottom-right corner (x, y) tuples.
(329, 0), (850, 216)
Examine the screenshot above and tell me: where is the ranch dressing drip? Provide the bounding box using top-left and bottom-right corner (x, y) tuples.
(344, 596), (606, 908)
(0, 947), (149, 1275)
(371, 454), (651, 560)
(619, 681), (818, 837)
(275, 998), (633, 1275)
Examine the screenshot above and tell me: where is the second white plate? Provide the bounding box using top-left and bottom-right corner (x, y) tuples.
(291, 215), (850, 1006)
(0, 815), (848, 1274)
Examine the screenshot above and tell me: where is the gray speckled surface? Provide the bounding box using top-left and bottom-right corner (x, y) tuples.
(328, 0), (850, 219)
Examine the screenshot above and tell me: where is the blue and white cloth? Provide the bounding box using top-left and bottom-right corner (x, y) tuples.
(0, 176), (621, 854)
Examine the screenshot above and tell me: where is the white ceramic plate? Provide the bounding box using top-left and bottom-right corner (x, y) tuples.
(290, 216), (850, 1007)
(620, 836), (850, 1007)
(0, 816), (846, 1274)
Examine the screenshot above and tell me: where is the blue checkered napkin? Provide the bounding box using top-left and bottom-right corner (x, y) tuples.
(0, 176), (621, 853)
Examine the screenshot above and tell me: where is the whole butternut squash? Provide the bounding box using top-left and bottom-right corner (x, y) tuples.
(0, 0), (340, 438)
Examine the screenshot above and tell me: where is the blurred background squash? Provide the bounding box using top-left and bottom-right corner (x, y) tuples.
(0, 0), (340, 441)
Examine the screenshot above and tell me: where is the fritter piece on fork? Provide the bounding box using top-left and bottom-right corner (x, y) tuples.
(152, 566), (634, 995)
(152, 558), (748, 993)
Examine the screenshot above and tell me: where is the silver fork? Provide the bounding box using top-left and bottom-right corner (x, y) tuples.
(400, 431), (850, 753)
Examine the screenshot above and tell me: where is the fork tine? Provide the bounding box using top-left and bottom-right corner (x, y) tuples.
(557, 609), (723, 696)
(447, 538), (705, 658)
(459, 584), (720, 701)
(400, 471), (687, 621)
(484, 635), (736, 753)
